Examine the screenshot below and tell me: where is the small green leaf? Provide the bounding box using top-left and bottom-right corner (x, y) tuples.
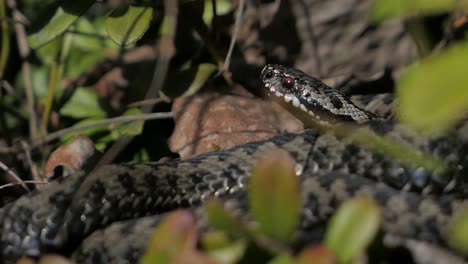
(446, 206), (468, 256)
(106, 5), (153, 46)
(182, 63), (217, 97)
(163, 63), (217, 98)
(204, 199), (249, 240)
(203, 236), (247, 264)
(61, 118), (108, 144)
(297, 245), (336, 264)
(324, 197), (381, 264)
(59, 87), (106, 119)
(109, 108), (145, 138)
(140, 210), (216, 264)
(371, 0), (468, 21)
(249, 149), (300, 243)
(268, 254), (296, 264)
(397, 42), (468, 134)
(203, 0), (232, 25)
(28, 1), (95, 49)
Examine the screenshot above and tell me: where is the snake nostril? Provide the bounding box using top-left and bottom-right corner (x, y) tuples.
(264, 70), (273, 79)
(281, 76), (295, 89)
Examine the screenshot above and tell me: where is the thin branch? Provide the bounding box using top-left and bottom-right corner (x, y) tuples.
(0, 160), (30, 191)
(0, 146), (17, 154)
(0, 0), (10, 80)
(7, 0), (38, 140)
(29, 112), (173, 149)
(1, 80), (15, 94)
(142, 0), (178, 113)
(222, 0), (244, 73)
(20, 140), (42, 183)
(126, 97), (165, 108)
(0, 180), (47, 190)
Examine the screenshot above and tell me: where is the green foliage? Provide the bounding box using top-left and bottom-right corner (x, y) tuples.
(371, 0), (468, 20)
(372, 0), (468, 135)
(249, 149), (300, 243)
(324, 197), (381, 264)
(397, 43), (468, 134)
(106, 5), (154, 46)
(28, 0), (96, 48)
(446, 207), (468, 256)
(60, 87), (106, 119)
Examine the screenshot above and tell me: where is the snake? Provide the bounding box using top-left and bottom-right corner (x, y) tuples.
(0, 62), (467, 263)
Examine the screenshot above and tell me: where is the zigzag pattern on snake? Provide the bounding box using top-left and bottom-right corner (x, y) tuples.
(0, 63), (467, 263)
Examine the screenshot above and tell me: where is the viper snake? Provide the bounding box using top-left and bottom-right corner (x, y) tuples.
(0, 62), (466, 263)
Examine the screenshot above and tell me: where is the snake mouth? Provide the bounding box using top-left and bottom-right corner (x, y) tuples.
(265, 85), (332, 125)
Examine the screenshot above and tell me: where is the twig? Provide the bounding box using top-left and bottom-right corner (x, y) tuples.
(29, 112), (173, 149)
(7, 0), (38, 140)
(1, 80), (14, 94)
(142, 0), (178, 113)
(126, 97), (165, 108)
(0, 146), (17, 154)
(0, 0), (10, 80)
(0, 160), (29, 191)
(0, 180), (47, 190)
(20, 140), (42, 183)
(221, 0), (244, 73)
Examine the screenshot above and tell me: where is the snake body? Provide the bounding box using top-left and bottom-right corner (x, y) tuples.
(0, 63), (467, 262)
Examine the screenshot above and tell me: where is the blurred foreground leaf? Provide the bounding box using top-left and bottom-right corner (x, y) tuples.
(297, 245), (336, 264)
(371, 0), (468, 20)
(106, 5), (153, 46)
(249, 149), (300, 243)
(140, 210), (216, 264)
(28, 0), (95, 49)
(446, 206), (468, 256)
(204, 199), (249, 240)
(324, 197), (381, 264)
(397, 42), (468, 134)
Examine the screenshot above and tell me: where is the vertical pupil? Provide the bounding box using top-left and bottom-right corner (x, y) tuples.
(282, 77), (295, 89)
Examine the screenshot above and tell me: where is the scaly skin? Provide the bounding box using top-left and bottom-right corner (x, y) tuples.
(0, 124), (467, 262)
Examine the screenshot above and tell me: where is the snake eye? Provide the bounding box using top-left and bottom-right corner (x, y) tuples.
(281, 76), (295, 89)
(264, 70), (274, 79)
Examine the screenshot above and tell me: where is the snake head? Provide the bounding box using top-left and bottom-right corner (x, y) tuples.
(261, 64), (377, 125)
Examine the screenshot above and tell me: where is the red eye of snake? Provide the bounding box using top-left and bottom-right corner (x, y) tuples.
(281, 76), (295, 89)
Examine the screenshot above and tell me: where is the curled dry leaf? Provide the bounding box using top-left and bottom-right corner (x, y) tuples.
(44, 135), (100, 180)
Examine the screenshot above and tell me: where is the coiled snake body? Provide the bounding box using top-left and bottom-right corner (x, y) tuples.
(0, 64), (467, 263)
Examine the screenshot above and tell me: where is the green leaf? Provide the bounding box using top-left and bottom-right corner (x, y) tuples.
(182, 63), (217, 97)
(446, 206), (468, 256)
(203, 237), (247, 264)
(60, 118), (107, 144)
(203, 0), (232, 25)
(268, 254), (296, 264)
(324, 197), (381, 264)
(28, 1), (95, 49)
(106, 5), (153, 46)
(204, 199), (249, 240)
(297, 245), (336, 264)
(397, 42), (468, 134)
(60, 87), (106, 119)
(140, 210), (197, 264)
(163, 63), (217, 98)
(371, 0), (468, 21)
(249, 149), (300, 243)
(108, 108), (145, 139)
